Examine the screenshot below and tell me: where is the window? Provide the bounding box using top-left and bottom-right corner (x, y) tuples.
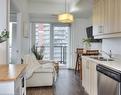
(33, 23), (70, 64)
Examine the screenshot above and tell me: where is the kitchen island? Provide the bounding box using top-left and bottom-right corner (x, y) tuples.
(0, 64), (27, 95)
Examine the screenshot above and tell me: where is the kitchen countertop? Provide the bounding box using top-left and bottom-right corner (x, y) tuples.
(82, 56), (121, 71)
(0, 64), (27, 81)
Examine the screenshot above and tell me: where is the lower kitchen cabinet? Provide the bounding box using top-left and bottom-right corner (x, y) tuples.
(82, 57), (98, 95)
(82, 58), (90, 94)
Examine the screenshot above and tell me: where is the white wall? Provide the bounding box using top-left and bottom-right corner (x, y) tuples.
(90, 42), (102, 50)
(10, 13), (17, 22)
(0, 0), (10, 64)
(18, 0), (30, 58)
(0, 0), (8, 31)
(28, 1), (64, 15)
(68, 18), (92, 69)
(29, 16), (92, 69)
(11, 0), (30, 61)
(102, 38), (121, 58)
(29, 16), (58, 23)
(0, 42), (7, 64)
(21, 20), (30, 57)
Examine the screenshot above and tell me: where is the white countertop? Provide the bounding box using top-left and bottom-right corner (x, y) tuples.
(82, 56), (121, 71)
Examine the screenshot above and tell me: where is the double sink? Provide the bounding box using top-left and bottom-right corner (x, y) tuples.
(90, 56), (114, 61)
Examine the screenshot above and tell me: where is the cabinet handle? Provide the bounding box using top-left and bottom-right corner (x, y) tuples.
(98, 26), (103, 33)
(22, 77), (24, 88)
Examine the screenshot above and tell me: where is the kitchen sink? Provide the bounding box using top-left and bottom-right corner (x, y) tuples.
(90, 56), (114, 61)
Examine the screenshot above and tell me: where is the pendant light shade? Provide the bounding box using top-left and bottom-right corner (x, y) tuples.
(58, 0), (74, 23)
(58, 13), (74, 23)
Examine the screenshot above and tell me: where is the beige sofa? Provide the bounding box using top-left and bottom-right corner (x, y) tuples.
(24, 54), (57, 87)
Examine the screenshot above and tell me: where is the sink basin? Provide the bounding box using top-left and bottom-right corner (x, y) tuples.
(90, 56), (114, 61)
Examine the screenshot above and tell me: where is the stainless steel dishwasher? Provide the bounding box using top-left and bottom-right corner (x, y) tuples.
(96, 64), (121, 95)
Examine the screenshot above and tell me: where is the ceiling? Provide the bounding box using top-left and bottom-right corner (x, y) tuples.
(28, 0), (93, 18)
(10, 0), (93, 18)
(28, 0), (66, 4)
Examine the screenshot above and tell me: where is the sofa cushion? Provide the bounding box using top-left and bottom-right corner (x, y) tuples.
(41, 63), (53, 68)
(34, 67), (53, 73)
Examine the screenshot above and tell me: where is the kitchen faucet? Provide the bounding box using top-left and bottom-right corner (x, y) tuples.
(100, 50), (112, 58)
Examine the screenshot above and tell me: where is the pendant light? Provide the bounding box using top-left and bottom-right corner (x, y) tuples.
(58, 0), (74, 23)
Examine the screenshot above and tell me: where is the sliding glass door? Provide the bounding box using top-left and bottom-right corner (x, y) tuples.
(32, 23), (70, 65)
(34, 23), (51, 60)
(53, 25), (69, 64)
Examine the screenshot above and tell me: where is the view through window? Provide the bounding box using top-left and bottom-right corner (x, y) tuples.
(34, 23), (70, 65)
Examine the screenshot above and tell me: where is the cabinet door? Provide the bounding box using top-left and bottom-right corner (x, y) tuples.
(15, 77), (21, 95)
(93, 0), (121, 38)
(93, 2), (98, 36)
(119, 0), (121, 32)
(93, 63), (98, 95)
(93, 0), (99, 36)
(89, 62), (94, 95)
(99, 0), (105, 34)
(113, 0), (120, 33)
(15, 72), (26, 95)
(93, 0), (104, 36)
(82, 58), (87, 88)
(82, 59), (90, 94)
(82, 58), (98, 95)
(107, 0), (121, 34)
(103, 0), (109, 34)
(109, 0), (116, 33)
(85, 61), (90, 94)
(89, 61), (97, 95)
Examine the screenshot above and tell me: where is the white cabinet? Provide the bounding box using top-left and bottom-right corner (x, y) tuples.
(89, 61), (97, 95)
(0, 71), (26, 95)
(93, 0), (121, 38)
(15, 73), (26, 95)
(82, 57), (98, 95)
(82, 58), (90, 94)
(93, 0), (104, 36)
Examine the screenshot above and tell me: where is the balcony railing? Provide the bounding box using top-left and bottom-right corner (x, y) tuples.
(35, 46), (67, 64)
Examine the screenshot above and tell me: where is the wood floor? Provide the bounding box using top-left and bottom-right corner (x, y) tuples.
(27, 69), (88, 95)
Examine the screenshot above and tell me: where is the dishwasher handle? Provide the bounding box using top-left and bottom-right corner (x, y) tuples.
(96, 64), (121, 82)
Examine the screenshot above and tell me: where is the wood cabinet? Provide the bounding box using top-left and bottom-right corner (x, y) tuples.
(93, 0), (121, 38)
(82, 57), (98, 95)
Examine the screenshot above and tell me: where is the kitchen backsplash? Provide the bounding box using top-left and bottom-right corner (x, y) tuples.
(102, 38), (121, 59)
(91, 42), (102, 50)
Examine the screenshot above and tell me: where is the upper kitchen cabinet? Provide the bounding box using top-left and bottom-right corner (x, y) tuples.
(93, 0), (121, 39)
(93, 0), (104, 36)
